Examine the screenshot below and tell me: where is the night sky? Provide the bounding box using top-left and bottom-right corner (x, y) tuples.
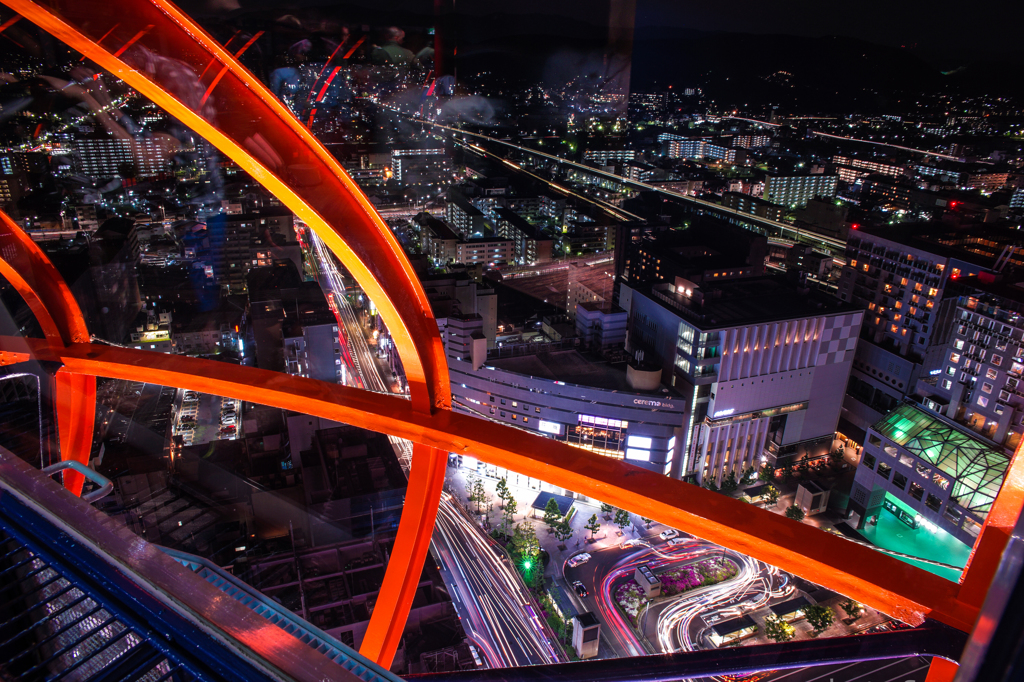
(636, 0), (1023, 69)
(192, 0), (1023, 72)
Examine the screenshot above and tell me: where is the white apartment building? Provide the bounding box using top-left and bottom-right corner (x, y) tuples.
(622, 275), (863, 485)
(763, 175), (838, 208)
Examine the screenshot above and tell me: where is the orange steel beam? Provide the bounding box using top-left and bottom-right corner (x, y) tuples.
(1, 0), (448, 418)
(5, 337), (982, 634)
(924, 657), (959, 682)
(0, 1), (1018, 670)
(0, 211), (90, 347)
(361, 443), (447, 663)
(54, 370), (97, 495)
(0, 212), (96, 495)
(0, 1), (449, 663)
(0, 251), (62, 348)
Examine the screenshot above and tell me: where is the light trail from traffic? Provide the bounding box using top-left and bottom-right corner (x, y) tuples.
(808, 130), (961, 160)
(455, 139), (642, 222)
(307, 227), (561, 666)
(590, 537), (793, 674)
(309, 228), (387, 392)
(433, 494), (564, 668)
(424, 120), (850, 256)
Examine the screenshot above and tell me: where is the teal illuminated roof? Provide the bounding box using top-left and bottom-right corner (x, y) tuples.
(872, 403), (1010, 514)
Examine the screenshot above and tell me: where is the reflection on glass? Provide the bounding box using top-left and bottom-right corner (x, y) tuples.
(0, 0), (1014, 678)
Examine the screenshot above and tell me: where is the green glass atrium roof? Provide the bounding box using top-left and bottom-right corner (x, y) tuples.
(872, 403), (1010, 515)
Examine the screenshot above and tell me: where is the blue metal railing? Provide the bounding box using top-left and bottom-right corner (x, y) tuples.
(0, 447), (397, 682)
(160, 547), (403, 682)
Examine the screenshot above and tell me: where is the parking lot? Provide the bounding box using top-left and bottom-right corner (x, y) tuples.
(173, 391), (241, 445)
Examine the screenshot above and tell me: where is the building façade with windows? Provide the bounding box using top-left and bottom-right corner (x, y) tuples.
(440, 314), (687, 479)
(917, 279), (1024, 455)
(621, 274), (863, 487)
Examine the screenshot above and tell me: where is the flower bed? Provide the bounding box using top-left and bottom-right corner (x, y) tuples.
(661, 557), (738, 595)
(614, 581), (647, 624)
(614, 557), (739, 625)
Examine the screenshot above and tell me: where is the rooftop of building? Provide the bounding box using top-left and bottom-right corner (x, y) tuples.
(488, 348), (674, 396)
(643, 274), (860, 330)
(849, 222), (1024, 270)
(870, 402), (1009, 515)
(711, 615), (757, 637)
(945, 274), (1024, 318)
(246, 260), (303, 301)
(171, 307), (242, 333)
(577, 300), (626, 316)
(417, 214), (460, 242)
(494, 207), (549, 240)
(449, 191), (483, 216)
(769, 596), (811, 616)
(462, 235), (515, 245)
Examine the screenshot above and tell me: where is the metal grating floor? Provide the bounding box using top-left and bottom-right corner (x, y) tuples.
(0, 528), (187, 682)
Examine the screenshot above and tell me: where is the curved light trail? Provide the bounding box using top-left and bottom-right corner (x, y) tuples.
(0, 8), (1016, 677)
(433, 495), (563, 667)
(592, 537), (793, 673)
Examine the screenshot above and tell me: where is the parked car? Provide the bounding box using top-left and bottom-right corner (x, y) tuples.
(572, 581), (589, 598)
(566, 553), (591, 568)
(660, 529), (679, 540)
(666, 538), (686, 547)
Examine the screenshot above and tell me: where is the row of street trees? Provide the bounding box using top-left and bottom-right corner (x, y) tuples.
(762, 604), (835, 642)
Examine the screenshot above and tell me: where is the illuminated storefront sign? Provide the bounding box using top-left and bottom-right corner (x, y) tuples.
(538, 420), (562, 435)
(633, 398), (675, 409)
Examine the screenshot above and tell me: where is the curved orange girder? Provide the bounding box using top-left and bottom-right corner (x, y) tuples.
(1, 0), (448, 417)
(0, 0), (1018, 671)
(0, 210), (88, 347)
(0, 336), (983, 633)
(0, 211), (96, 495)
(0, 0), (450, 664)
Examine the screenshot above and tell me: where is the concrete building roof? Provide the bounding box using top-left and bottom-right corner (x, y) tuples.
(646, 275), (860, 329)
(711, 615), (757, 637)
(769, 596), (810, 617)
(489, 349), (658, 394)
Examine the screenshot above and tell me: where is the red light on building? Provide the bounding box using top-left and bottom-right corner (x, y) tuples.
(851, 223), (859, 230)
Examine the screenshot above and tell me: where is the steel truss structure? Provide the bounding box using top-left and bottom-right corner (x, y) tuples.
(0, 2), (1019, 680)
(875, 402), (1009, 515)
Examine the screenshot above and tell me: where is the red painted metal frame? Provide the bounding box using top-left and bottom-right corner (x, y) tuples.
(0, 337), (1005, 635)
(0, 0), (1019, 673)
(0, 211), (96, 495)
(0, 0), (450, 663)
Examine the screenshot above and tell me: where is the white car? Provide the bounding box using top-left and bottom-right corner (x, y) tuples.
(666, 538), (686, 547)
(622, 538), (641, 548)
(660, 529), (679, 540)
(566, 553), (591, 568)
